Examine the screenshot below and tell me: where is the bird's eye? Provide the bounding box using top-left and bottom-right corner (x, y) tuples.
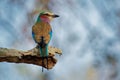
(44, 13), (49, 16)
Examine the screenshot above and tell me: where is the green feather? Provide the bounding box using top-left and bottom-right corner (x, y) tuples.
(39, 45), (48, 57)
(36, 11), (45, 23)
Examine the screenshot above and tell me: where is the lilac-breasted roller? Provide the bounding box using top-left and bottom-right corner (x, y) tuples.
(32, 11), (59, 71)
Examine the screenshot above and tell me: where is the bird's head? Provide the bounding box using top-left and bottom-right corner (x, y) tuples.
(37, 11), (59, 23)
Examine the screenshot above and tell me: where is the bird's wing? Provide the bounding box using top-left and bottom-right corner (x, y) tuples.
(32, 22), (52, 44)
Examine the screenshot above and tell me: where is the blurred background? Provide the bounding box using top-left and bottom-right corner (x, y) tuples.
(0, 0), (120, 80)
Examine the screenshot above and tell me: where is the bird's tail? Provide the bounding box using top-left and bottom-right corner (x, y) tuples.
(39, 46), (48, 72)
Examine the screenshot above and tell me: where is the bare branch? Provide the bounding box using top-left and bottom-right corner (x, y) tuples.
(0, 46), (62, 69)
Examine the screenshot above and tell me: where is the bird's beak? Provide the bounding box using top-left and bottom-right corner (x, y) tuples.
(52, 14), (59, 18)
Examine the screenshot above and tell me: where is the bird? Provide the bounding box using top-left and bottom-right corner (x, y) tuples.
(32, 11), (59, 72)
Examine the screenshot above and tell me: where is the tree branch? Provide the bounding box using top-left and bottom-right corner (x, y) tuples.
(0, 46), (62, 69)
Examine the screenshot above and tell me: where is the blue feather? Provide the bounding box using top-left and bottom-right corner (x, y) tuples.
(32, 32), (37, 42)
(49, 30), (52, 39)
